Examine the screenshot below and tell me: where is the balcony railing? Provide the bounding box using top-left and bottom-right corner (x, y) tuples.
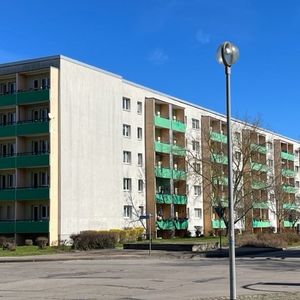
(155, 194), (187, 205)
(282, 185), (297, 194)
(172, 145), (185, 156)
(281, 168), (296, 177)
(0, 186), (49, 201)
(0, 219), (49, 234)
(155, 167), (172, 179)
(211, 153), (228, 165)
(174, 219), (188, 230)
(0, 152), (49, 169)
(253, 201), (269, 209)
(211, 219), (226, 229)
(281, 151), (295, 161)
(252, 220), (271, 228)
(213, 176), (228, 186)
(283, 203), (298, 210)
(210, 131), (227, 144)
(251, 180), (268, 190)
(250, 143), (267, 155)
(283, 220), (297, 228)
(173, 169), (186, 180)
(154, 141), (171, 154)
(0, 89), (49, 107)
(251, 162), (268, 172)
(156, 218), (188, 230)
(172, 120), (186, 132)
(154, 116), (171, 129)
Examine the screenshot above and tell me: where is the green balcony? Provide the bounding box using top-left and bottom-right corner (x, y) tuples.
(250, 144), (267, 155)
(17, 121), (49, 136)
(156, 219), (175, 230)
(213, 198), (228, 207)
(17, 89), (49, 105)
(0, 93), (16, 107)
(173, 169), (186, 180)
(281, 151), (294, 161)
(0, 221), (15, 233)
(0, 89), (49, 107)
(210, 131), (227, 144)
(174, 219), (188, 230)
(283, 203), (298, 210)
(172, 145), (185, 156)
(212, 219), (226, 229)
(253, 202), (269, 209)
(211, 153), (228, 165)
(173, 194), (187, 205)
(252, 220), (271, 228)
(283, 220), (297, 228)
(252, 180), (267, 190)
(0, 187), (49, 201)
(0, 153), (49, 169)
(282, 185), (297, 194)
(281, 168), (296, 177)
(251, 162), (268, 172)
(213, 176), (228, 186)
(154, 116), (171, 129)
(155, 167), (172, 179)
(16, 220), (49, 233)
(155, 194), (173, 204)
(154, 141), (171, 154)
(0, 124), (16, 137)
(172, 120), (186, 133)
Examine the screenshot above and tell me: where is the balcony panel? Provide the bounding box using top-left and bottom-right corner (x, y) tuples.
(210, 131), (227, 144)
(155, 167), (172, 179)
(251, 162), (268, 172)
(281, 168), (296, 177)
(0, 221), (15, 233)
(252, 220), (271, 228)
(154, 142), (171, 154)
(213, 176), (228, 186)
(173, 194), (187, 205)
(172, 145), (186, 156)
(155, 194), (172, 204)
(281, 151), (294, 161)
(172, 169), (186, 180)
(0, 94), (16, 107)
(211, 153), (228, 165)
(250, 144), (267, 154)
(17, 121), (49, 136)
(0, 124), (16, 138)
(211, 219), (226, 229)
(253, 202), (269, 209)
(252, 180), (267, 190)
(283, 203), (298, 210)
(17, 89), (49, 105)
(17, 153), (49, 168)
(156, 219), (175, 230)
(172, 120), (186, 133)
(0, 189), (16, 201)
(174, 219), (188, 230)
(154, 116), (171, 129)
(16, 220), (49, 233)
(283, 220), (297, 228)
(0, 156), (16, 169)
(16, 187), (49, 201)
(282, 185), (297, 194)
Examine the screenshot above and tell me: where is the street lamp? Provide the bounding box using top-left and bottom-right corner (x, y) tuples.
(216, 41), (239, 300)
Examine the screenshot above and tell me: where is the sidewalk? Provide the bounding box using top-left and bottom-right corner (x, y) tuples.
(197, 292), (300, 300)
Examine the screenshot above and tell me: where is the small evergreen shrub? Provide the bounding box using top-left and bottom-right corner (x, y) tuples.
(36, 237), (49, 249)
(25, 239), (33, 246)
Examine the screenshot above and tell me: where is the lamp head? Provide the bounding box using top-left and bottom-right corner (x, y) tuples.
(216, 41), (239, 67)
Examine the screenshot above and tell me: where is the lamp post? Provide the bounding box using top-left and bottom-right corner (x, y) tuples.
(216, 41), (239, 300)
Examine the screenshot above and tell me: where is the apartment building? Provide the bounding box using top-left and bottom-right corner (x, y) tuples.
(0, 56), (299, 244)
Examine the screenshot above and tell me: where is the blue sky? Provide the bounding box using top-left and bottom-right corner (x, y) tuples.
(0, 0), (299, 140)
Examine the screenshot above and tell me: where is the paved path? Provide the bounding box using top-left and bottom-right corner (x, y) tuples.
(0, 250), (300, 299)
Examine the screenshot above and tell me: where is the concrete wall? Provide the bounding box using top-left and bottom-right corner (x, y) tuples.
(59, 59), (123, 239)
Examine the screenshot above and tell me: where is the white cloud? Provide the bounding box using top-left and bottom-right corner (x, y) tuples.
(195, 29), (210, 45)
(148, 48), (169, 65)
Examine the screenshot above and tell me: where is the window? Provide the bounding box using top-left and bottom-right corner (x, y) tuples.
(138, 153), (143, 166)
(33, 79), (39, 89)
(122, 97), (131, 111)
(41, 78), (50, 89)
(123, 205), (132, 218)
(41, 205), (49, 219)
(138, 179), (144, 192)
(193, 163), (201, 172)
(234, 132), (241, 142)
(137, 101), (142, 114)
(267, 159), (273, 168)
(123, 124), (131, 137)
(139, 206), (144, 216)
(235, 151), (241, 161)
(123, 178), (132, 191)
(192, 118), (199, 129)
(194, 185), (201, 196)
(296, 181), (300, 188)
(192, 141), (200, 152)
(123, 151), (131, 164)
(295, 166), (299, 173)
(137, 127), (142, 140)
(267, 142), (273, 150)
(194, 208), (202, 219)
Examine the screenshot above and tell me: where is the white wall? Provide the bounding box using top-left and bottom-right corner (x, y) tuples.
(59, 59), (123, 239)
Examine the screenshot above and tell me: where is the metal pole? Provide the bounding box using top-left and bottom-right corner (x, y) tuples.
(149, 213), (152, 256)
(225, 65), (237, 300)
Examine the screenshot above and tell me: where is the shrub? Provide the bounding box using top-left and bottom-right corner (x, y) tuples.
(25, 239), (33, 246)
(2, 242), (16, 251)
(110, 227), (144, 243)
(0, 236), (6, 247)
(36, 237), (49, 249)
(70, 231), (118, 250)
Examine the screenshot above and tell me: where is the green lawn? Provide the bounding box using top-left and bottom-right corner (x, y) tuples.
(0, 246), (72, 257)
